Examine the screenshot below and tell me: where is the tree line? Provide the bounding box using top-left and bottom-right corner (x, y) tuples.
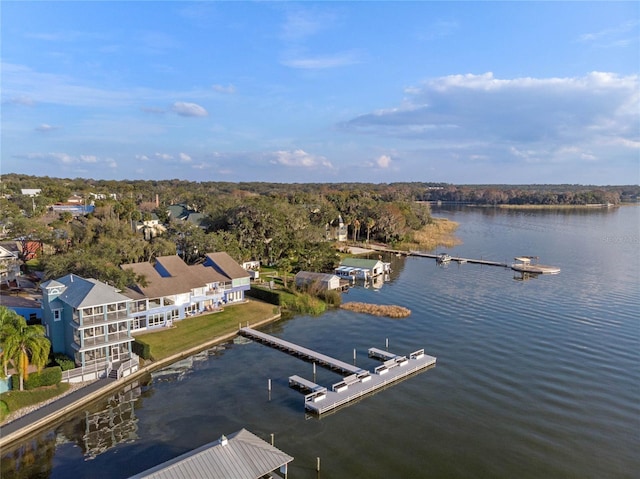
(1, 175), (438, 288)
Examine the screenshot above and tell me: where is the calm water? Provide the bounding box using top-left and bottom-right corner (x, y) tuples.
(3, 206), (639, 479)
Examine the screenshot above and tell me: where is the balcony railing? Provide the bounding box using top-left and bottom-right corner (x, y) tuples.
(79, 332), (133, 350)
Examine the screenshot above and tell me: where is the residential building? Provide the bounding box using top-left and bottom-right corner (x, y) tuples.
(0, 242), (21, 285)
(121, 253), (249, 332)
(166, 204), (207, 229)
(20, 189), (41, 197)
(203, 252), (251, 303)
(326, 214), (348, 242)
(40, 274), (134, 369)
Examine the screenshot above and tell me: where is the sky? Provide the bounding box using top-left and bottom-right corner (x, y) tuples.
(1, 1), (639, 185)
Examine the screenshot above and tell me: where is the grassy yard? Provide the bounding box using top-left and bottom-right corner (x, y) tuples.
(135, 300), (279, 361)
(1, 383), (71, 422)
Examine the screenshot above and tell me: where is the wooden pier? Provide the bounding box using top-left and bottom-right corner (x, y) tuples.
(239, 327), (436, 415)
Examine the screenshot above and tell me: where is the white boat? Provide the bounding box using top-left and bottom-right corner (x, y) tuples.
(436, 253), (452, 264)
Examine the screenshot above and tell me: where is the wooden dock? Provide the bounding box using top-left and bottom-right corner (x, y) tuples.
(239, 327), (436, 415)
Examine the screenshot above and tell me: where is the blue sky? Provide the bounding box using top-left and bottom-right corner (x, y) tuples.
(2, 1), (638, 184)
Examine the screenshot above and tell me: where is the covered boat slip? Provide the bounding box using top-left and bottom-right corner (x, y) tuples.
(128, 429), (293, 479)
(240, 327), (436, 415)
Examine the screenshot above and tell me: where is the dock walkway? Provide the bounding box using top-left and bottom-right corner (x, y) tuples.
(239, 327), (436, 415)
(409, 251), (509, 267)
(239, 327), (366, 376)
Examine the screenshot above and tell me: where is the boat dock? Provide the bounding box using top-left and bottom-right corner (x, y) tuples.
(410, 251), (509, 267)
(239, 327), (436, 415)
(239, 327), (366, 376)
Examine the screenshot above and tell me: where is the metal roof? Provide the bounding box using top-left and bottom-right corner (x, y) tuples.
(47, 274), (131, 308)
(128, 429), (293, 479)
(340, 258), (383, 269)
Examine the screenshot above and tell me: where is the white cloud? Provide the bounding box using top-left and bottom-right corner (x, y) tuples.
(179, 152), (192, 162)
(212, 84), (236, 94)
(342, 72), (639, 169)
(79, 155), (98, 163)
(578, 20), (639, 43)
(270, 149), (333, 168)
(376, 155), (392, 168)
(281, 50), (361, 70)
(154, 152), (174, 160)
(35, 123), (61, 132)
(172, 101), (208, 117)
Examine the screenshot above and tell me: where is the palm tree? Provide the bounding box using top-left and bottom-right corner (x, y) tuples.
(2, 311), (50, 391)
(0, 306), (23, 377)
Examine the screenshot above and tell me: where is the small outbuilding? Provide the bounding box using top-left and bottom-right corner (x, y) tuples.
(295, 271), (342, 291)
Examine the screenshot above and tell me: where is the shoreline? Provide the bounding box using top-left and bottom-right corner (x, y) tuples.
(0, 312), (282, 449)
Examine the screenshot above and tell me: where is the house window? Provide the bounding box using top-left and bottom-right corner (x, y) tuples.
(53, 309), (62, 322)
(132, 316), (146, 330)
(148, 313), (164, 328)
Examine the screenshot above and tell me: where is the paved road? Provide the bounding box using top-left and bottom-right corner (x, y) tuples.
(1, 378), (114, 437)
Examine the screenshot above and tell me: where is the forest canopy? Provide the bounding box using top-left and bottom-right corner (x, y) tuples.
(1, 174), (636, 288)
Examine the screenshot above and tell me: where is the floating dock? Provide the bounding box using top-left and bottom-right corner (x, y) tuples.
(239, 327), (436, 415)
(511, 256), (561, 274)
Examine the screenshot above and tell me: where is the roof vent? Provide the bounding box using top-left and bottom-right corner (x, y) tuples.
(220, 435), (228, 446)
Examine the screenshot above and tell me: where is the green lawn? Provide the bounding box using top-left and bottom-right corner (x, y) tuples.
(136, 300), (279, 361)
(1, 382), (71, 422)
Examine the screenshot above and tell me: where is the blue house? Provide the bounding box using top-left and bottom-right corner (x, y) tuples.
(40, 274), (134, 369)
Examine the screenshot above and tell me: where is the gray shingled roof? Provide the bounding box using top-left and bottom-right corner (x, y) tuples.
(128, 429), (293, 479)
(48, 274), (131, 308)
(205, 252), (250, 280)
(122, 255), (228, 299)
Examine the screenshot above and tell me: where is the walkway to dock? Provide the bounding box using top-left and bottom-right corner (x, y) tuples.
(239, 327), (366, 376)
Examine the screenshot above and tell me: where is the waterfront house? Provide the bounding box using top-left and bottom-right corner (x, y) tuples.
(295, 271), (342, 291)
(203, 252), (251, 303)
(40, 274), (134, 369)
(121, 253), (249, 332)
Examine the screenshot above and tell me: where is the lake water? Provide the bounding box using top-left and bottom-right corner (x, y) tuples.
(3, 206), (639, 479)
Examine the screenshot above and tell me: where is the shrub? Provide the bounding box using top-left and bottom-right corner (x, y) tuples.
(133, 339), (151, 360)
(24, 366), (62, 390)
(247, 286), (281, 305)
(53, 353), (76, 371)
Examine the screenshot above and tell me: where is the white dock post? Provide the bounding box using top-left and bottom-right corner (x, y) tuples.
(313, 362), (316, 379)
(385, 338), (389, 350)
(316, 457), (321, 471)
(271, 433), (274, 446)
(268, 378), (271, 391)
(353, 348), (356, 364)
